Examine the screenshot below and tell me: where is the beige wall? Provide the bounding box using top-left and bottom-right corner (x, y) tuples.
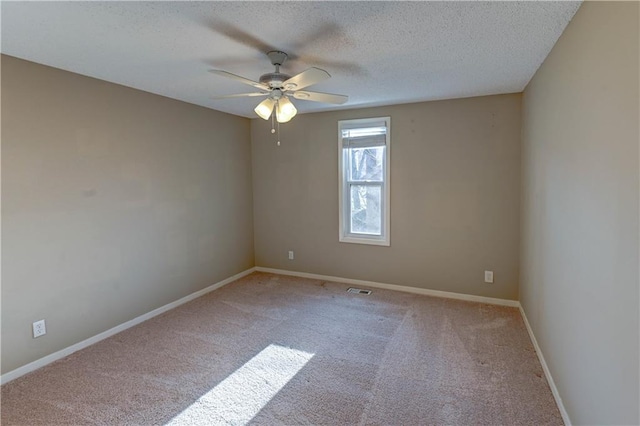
(252, 94), (521, 300)
(520, 2), (639, 424)
(1, 56), (254, 374)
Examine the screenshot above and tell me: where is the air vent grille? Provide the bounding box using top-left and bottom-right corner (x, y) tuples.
(347, 287), (372, 295)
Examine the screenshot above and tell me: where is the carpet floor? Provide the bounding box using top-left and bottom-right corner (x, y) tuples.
(1, 272), (563, 425)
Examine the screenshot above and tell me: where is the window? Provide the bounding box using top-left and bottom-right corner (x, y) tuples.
(338, 117), (390, 246)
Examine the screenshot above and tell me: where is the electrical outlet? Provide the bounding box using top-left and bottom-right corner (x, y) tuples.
(484, 270), (494, 283)
(288, 250), (294, 260)
(32, 319), (46, 338)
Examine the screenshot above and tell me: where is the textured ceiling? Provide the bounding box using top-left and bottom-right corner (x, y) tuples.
(1, 1), (581, 118)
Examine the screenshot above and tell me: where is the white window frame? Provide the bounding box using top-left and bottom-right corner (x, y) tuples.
(338, 116), (390, 246)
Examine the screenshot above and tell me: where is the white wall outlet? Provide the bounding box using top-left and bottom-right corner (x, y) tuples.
(288, 250), (294, 260)
(484, 270), (494, 283)
(32, 319), (46, 338)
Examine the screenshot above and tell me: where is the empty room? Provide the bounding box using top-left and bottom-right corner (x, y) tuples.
(1, 1), (638, 425)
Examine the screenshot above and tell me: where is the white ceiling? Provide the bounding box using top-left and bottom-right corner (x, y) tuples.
(1, 1), (581, 118)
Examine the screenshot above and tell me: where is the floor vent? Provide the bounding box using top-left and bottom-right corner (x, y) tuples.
(347, 287), (372, 295)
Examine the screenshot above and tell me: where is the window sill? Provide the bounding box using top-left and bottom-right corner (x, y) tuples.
(339, 235), (390, 246)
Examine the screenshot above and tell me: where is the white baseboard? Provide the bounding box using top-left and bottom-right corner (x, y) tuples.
(519, 305), (571, 425)
(0, 267), (256, 385)
(254, 267), (520, 307)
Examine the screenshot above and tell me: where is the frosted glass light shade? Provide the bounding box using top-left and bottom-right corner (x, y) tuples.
(276, 97), (297, 123)
(255, 98), (275, 120)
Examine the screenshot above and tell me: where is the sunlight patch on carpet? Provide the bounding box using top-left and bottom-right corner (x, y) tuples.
(166, 344), (314, 425)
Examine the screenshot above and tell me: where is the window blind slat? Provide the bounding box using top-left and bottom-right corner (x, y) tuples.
(342, 134), (387, 148)
(341, 120), (388, 148)
(340, 120), (387, 131)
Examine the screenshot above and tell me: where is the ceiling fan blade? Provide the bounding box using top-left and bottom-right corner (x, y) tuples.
(283, 67), (330, 90)
(292, 90), (348, 105)
(211, 92), (269, 99)
(209, 70), (269, 90)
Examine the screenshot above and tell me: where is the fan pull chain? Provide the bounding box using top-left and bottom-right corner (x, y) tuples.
(271, 112), (275, 134)
(274, 99), (280, 146)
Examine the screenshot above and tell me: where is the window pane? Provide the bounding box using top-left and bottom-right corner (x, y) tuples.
(348, 146), (384, 182)
(350, 185), (382, 235)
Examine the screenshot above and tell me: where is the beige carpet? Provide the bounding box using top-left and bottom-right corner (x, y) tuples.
(1, 272), (563, 425)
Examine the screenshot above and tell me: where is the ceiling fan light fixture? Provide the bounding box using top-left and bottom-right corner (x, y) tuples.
(254, 98), (275, 120)
(276, 97), (297, 123)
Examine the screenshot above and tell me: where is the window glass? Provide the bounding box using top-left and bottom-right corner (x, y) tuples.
(349, 147), (384, 182)
(350, 185), (382, 235)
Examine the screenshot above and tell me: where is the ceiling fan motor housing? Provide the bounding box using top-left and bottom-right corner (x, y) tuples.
(259, 72), (292, 89)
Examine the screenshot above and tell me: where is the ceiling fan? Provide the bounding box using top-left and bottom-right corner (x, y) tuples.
(210, 50), (348, 123)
